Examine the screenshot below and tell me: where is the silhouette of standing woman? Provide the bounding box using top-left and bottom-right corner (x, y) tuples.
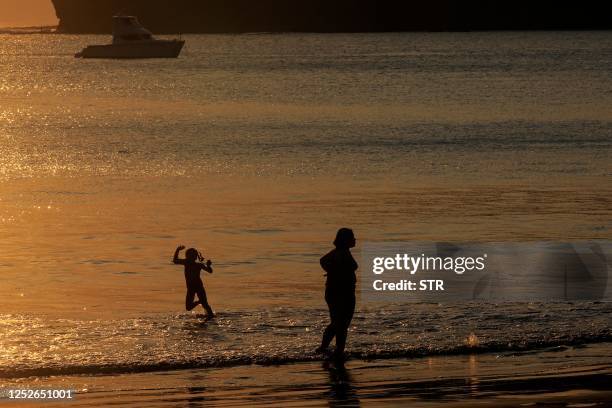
(316, 228), (357, 363)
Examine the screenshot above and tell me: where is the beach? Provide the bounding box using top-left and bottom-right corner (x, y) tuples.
(0, 31), (611, 405)
(2, 343), (611, 407)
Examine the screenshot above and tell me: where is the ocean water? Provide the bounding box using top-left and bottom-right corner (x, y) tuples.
(0, 32), (611, 379)
(0, 303), (611, 378)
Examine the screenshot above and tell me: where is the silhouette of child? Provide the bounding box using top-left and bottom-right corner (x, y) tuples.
(173, 245), (214, 317)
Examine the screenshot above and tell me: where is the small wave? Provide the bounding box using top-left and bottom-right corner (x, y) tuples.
(1, 331), (610, 379)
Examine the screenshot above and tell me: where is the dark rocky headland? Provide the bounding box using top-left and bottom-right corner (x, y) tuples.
(52, 0), (612, 34)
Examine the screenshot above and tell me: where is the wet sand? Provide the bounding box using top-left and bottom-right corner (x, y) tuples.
(5, 342), (611, 407)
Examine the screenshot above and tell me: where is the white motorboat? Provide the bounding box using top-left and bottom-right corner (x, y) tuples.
(75, 16), (185, 59)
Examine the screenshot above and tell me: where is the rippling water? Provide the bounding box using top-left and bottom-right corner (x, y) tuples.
(1, 302), (611, 378)
(0, 32), (610, 379)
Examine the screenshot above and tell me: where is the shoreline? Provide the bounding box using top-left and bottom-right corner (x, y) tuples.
(0, 26), (57, 35)
(4, 339), (612, 380)
(5, 342), (611, 407)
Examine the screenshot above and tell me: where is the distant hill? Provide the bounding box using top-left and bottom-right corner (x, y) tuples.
(51, 0), (612, 34)
(0, 25), (56, 34)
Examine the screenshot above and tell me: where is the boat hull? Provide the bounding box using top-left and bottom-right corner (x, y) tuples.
(76, 40), (184, 59)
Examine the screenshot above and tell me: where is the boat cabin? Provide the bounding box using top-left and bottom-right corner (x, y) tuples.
(112, 16), (154, 43)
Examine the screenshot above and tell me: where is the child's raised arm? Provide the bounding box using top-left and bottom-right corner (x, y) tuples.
(173, 245), (186, 265)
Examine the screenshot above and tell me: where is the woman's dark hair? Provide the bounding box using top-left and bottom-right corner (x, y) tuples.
(333, 228), (355, 249)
